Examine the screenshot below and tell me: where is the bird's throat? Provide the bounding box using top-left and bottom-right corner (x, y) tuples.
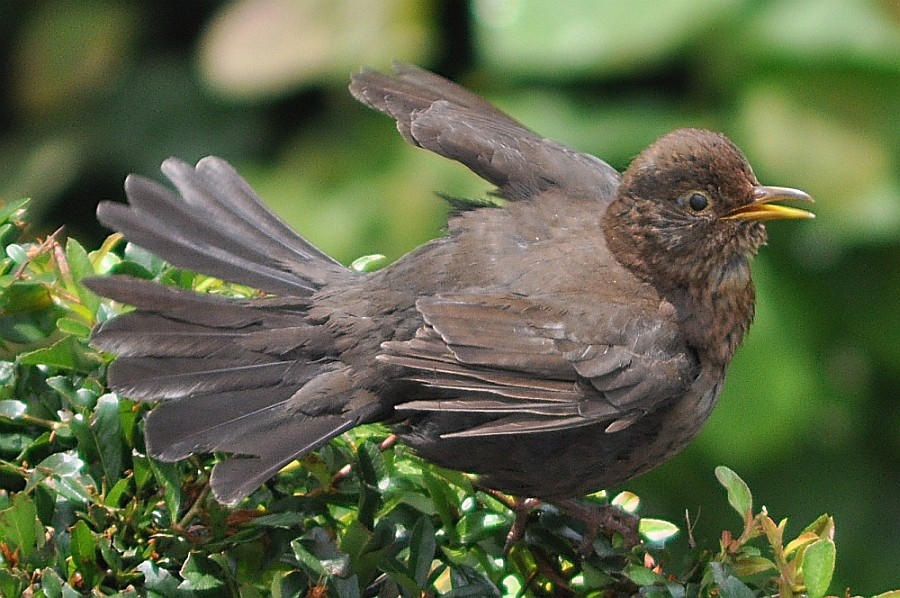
(678, 258), (756, 367)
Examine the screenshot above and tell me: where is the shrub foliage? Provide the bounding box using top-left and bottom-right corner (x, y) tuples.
(0, 202), (889, 597)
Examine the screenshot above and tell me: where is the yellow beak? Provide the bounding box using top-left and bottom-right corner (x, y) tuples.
(722, 186), (815, 222)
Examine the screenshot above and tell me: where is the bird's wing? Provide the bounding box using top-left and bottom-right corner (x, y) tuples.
(379, 293), (698, 438)
(350, 63), (621, 202)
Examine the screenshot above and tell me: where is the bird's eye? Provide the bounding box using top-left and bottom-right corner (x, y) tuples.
(680, 191), (710, 213)
(689, 193), (708, 211)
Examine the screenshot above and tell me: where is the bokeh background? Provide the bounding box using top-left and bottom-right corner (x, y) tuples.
(2, 0), (898, 591)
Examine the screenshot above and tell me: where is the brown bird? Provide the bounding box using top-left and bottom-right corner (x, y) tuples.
(86, 64), (813, 506)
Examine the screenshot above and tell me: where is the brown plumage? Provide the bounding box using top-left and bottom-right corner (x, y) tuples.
(86, 64), (813, 505)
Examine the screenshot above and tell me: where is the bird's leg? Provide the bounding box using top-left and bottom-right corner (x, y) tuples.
(482, 490), (641, 554)
(504, 497), (543, 553)
(555, 498), (641, 553)
(481, 489), (542, 553)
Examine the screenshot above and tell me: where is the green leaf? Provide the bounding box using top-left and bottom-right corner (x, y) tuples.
(69, 519), (100, 589)
(356, 438), (388, 489)
(612, 490), (640, 513)
(252, 511), (307, 528)
(270, 570), (305, 598)
(65, 238), (101, 315)
(137, 560), (182, 595)
(17, 335), (97, 373)
(638, 517), (679, 544)
(55, 316), (92, 338)
(148, 456), (183, 524)
(709, 563), (756, 598)
(715, 466), (753, 519)
(132, 454), (153, 492)
(179, 553), (226, 593)
(0, 399), (27, 419)
(291, 526), (351, 582)
(733, 554), (776, 577)
(92, 393), (125, 484)
(333, 576), (361, 598)
(97, 535), (124, 575)
(124, 242), (167, 275)
(350, 253), (387, 272)
(356, 440), (386, 528)
(421, 468), (459, 532)
(291, 538), (327, 577)
(5, 243), (27, 265)
(1, 282), (52, 311)
(408, 516), (436, 588)
(0, 569), (26, 598)
(623, 563), (664, 586)
(26, 451), (95, 504)
(802, 538), (835, 598)
(0, 282), (63, 344)
(106, 260), (154, 280)
(445, 565), (501, 597)
(0, 197), (29, 224)
(45, 375), (78, 402)
(718, 576), (757, 598)
(104, 476), (132, 508)
(456, 509), (508, 544)
(0, 492), (40, 560)
(64, 237), (93, 281)
(38, 567), (64, 598)
(801, 513), (835, 539)
(54, 380), (99, 411)
(340, 519), (374, 563)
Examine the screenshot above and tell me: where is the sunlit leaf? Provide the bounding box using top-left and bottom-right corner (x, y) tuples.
(612, 490), (640, 513)
(350, 253), (387, 272)
(26, 451), (95, 504)
(784, 531), (819, 558)
(715, 466), (753, 519)
(802, 538), (835, 598)
(638, 518), (679, 544)
(0, 399), (26, 419)
(801, 513), (835, 540)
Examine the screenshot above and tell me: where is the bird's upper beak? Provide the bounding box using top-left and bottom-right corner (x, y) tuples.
(722, 186), (815, 222)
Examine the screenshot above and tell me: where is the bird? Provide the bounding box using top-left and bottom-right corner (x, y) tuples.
(86, 63), (813, 506)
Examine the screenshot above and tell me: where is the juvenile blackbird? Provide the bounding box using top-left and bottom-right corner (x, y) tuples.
(86, 64), (814, 505)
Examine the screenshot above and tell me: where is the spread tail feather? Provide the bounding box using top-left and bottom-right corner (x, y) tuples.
(88, 276), (374, 504)
(97, 156), (350, 296)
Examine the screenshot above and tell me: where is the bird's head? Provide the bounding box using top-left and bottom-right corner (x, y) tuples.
(604, 128), (814, 294)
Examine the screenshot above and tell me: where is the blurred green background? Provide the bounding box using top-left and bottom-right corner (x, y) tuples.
(2, 0), (898, 591)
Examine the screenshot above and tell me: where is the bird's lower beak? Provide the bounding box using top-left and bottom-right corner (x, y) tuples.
(722, 186), (815, 222)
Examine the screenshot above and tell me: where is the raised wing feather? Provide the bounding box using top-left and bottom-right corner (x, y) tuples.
(350, 63), (621, 203)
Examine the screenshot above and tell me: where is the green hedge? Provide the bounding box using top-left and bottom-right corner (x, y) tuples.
(3, 201), (896, 597)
